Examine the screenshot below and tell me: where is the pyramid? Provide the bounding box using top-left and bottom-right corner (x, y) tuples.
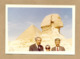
(16, 25), (41, 42)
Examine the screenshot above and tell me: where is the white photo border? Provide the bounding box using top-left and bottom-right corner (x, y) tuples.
(5, 4), (75, 55)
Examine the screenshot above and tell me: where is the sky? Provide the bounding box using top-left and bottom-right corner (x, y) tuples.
(8, 7), (72, 41)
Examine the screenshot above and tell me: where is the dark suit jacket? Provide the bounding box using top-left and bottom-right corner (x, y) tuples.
(51, 46), (65, 51)
(29, 44), (44, 51)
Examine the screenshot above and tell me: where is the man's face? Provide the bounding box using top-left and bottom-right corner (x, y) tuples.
(36, 38), (42, 45)
(55, 40), (60, 47)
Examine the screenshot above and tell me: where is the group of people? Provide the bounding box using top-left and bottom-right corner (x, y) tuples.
(29, 37), (65, 51)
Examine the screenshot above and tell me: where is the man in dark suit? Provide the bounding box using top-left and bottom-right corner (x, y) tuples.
(29, 37), (44, 51)
(51, 38), (65, 51)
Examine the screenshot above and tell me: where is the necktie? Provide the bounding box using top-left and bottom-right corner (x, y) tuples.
(57, 47), (58, 51)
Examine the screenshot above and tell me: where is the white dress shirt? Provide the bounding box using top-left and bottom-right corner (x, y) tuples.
(56, 47), (59, 51)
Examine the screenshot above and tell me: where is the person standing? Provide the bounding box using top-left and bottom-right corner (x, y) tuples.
(29, 37), (44, 51)
(51, 38), (65, 51)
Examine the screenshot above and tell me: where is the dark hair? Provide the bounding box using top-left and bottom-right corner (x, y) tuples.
(35, 37), (42, 41)
(55, 38), (61, 42)
(45, 45), (50, 49)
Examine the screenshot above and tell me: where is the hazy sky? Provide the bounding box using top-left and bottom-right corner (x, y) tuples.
(8, 7), (72, 41)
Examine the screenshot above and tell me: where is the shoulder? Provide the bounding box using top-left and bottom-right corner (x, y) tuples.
(30, 44), (36, 48)
(60, 46), (65, 50)
(51, 47), (56, 51)
(41, 45), (43, 47)
(52, 47), (56, 49)
(60, 46), (65, 49)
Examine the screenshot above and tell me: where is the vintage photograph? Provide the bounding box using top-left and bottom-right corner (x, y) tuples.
(5, 5), (75, 55)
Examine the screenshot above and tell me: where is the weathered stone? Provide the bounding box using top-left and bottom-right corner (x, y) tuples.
(41, 14), (65, 41)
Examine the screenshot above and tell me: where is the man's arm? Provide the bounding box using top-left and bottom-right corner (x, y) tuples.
(51, 48), (54, 51)
(62, 47), (65, 51)
(29, 46), (33, 51)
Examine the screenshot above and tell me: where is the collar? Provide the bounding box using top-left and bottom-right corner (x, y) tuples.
(56, 46), (59, 51)
(35, 43), (38, 48)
